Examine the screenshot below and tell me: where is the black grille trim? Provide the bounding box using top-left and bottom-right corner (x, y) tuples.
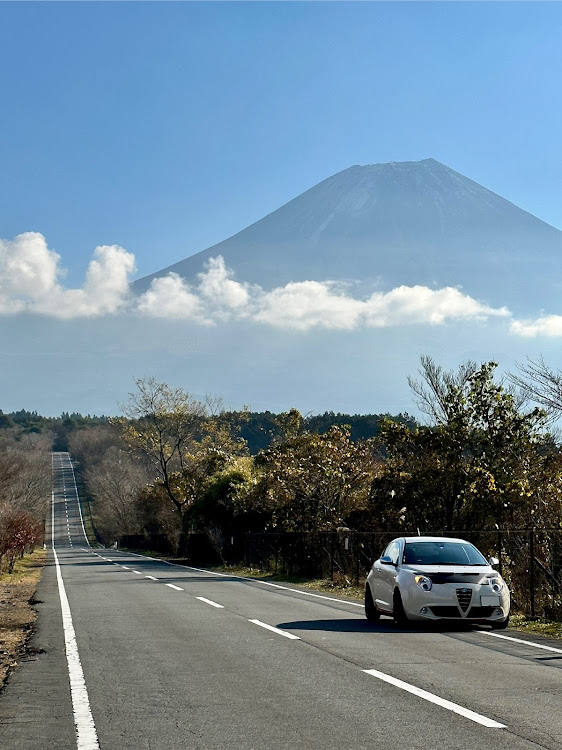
(456, 588), (473, 612)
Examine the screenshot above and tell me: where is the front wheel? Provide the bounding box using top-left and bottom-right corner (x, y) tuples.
(491, 614), (510, 630)
(393, 589), (409, 627)
(365, 584), (380, 621)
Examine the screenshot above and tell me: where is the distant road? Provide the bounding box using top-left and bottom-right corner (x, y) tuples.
(1, 452), (562, 748)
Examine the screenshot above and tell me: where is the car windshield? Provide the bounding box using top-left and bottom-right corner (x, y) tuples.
(403, 541), (487, 566)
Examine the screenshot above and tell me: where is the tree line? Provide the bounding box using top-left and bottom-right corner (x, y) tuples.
(0, 427), (50, 572)
(65, 357), (562, 562)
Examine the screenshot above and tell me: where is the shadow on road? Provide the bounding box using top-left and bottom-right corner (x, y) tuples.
(276, 618), (478, 634)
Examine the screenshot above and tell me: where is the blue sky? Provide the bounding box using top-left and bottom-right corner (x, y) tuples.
(2, 1), (562, 283)
(1, 1), (562, 416)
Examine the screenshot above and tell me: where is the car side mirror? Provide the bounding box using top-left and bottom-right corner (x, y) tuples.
(488, 556), (499, 567)
(380, 555), (395, 566)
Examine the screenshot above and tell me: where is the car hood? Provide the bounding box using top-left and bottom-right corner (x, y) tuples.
(401, 564), (495, 584)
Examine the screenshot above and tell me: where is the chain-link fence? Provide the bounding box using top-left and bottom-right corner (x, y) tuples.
(240, 529), (562, 620)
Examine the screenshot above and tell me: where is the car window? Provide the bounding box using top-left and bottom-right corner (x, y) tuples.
(403, 541), (487, 565)
(383, 540), (401, 564)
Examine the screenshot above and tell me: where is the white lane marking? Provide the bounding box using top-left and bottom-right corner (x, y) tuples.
(184, 565), (364, 607)
(132, 570), (143, 575)
(121, 566), (130, 570)
(145, 575), (158, 581)
(107, 552), (363, 607)
(165, 584), (184, 591)
(196, 596), (224, 608)
(53, 528), (100, 747)
(249, 619), (300, 640)
(363, 669), (505, 729)
(481, 630), (562, 654)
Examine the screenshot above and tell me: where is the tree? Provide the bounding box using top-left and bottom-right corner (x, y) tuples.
(115, 377), (208, 516)
(370, 359), (554, 531)
(510, 356), (562, 419)
(236, 420), (379, 531)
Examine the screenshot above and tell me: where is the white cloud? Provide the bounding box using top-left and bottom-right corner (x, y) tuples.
(138, 257), (511, 331)
(254, 280), (364, 330)
(0, 232), (135, 318)
(136, 273), (206, 322)
(363, 285), (510, 328)
(197, 257), (250, 310)
(0, 235), (513, 330)
(510, 315), (562, 338)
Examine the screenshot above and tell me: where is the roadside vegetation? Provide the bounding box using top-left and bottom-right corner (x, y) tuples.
(4, 355), (562, 634)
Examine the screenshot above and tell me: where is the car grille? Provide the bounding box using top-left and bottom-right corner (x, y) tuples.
(430, 606), (461, 618)
(456, 588), (472, 612)
(466, 606), (496, 618)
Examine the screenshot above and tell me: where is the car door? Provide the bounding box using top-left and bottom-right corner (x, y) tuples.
(372, 539), (401, 611)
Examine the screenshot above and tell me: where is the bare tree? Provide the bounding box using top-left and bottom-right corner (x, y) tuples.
(407, 355), (480, 425)
(510, 356), (562, 419)
(115, 377), (208, 515)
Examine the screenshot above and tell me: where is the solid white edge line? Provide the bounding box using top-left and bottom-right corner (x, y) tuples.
(165, 583), (184, 591)
(480, 630), (562, 654)
(52, 473), (100, 749)
(249, 619), (300, 640)
(196, 596), (224, 608)
(363, 669), (506, 729)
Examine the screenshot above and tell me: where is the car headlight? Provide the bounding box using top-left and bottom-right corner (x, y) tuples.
(489, 576), (504, 594)
(414, 574), (432, 591)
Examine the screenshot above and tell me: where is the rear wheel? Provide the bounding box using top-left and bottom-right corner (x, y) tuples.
(365, 584), (380, 621)
(393, 589), (409, 627)
(491, 614), (510, 630)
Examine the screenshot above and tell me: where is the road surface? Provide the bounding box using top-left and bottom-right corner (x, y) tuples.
(1, 452), (562, 749)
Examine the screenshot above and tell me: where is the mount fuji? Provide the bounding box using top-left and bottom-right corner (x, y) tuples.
(134, 158), (562, 315)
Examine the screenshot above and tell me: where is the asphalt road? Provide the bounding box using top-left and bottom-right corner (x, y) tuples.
(1, 452), (562, 749)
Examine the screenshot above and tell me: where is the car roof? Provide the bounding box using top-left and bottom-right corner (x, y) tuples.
(400, 536), (472, 544)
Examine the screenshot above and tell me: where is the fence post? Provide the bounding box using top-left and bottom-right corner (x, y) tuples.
(529, 529), (536, 619)
(330, 533), (335, 580)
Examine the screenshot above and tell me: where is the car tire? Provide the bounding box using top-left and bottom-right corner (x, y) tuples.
(491, 614), (510, 630)
(393, 589), (409, 627)
(365, 585), (380, 621)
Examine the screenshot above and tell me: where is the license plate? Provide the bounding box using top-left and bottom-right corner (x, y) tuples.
(481, 595), (500, 606)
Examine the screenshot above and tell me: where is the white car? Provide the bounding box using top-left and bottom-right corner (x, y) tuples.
(365, 536), (510, 628)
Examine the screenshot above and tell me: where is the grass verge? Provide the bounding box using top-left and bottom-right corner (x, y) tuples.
(0, 548), (47, 690)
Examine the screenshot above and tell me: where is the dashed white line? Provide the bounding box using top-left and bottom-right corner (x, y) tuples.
(181, 565), (364, 607)
(145, 575), (158, 581)
(132, 570), (143, 575)
(121, 566), (130, 570)
(480, 630), (562, 654)
(165, 584), (184, 591)
(196, 596), (224, 608)
(249, 619), (300, 640)
(363, 668), (505, 728)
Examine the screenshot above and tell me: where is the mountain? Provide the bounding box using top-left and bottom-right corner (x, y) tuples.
(133, 159), (562, 314)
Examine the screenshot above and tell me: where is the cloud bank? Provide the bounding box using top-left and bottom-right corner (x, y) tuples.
(0, 232), (514, 331)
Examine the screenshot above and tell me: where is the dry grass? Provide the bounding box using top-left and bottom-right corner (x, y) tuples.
(0, 549), (46, 689)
